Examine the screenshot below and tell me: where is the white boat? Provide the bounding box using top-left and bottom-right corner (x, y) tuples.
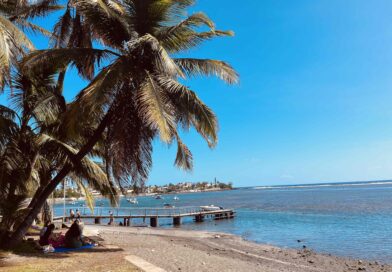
(200, 205), (222, 211)
(173, 196), (179, 201)
(127, 198), (138, 204)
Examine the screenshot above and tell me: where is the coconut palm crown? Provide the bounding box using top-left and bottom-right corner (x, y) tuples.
(0, 70), (117, 236)
(22, 0), (239, 190)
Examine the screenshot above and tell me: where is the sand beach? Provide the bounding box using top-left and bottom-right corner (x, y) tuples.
(1, 225), (390, 272)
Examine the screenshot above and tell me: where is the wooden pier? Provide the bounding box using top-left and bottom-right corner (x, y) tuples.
(54, 206), (235, 227)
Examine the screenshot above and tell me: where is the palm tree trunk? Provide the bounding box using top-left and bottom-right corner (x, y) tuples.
(1, 111), (112, 249)
(41, 200), (52, 224)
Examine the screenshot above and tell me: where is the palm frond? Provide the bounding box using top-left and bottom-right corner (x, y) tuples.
(64, 57), (128, 139)
(156, 11), (234, 53)
(8, 1), (63, 21)
(14, 20), (52, 37)
(0, 15), (34, 51)
(72, 175), (95, 213)
(74, 0), (130, 49)
(105, 96), (154, 189)
(51, 6), (72, 48)
(10, 71), (61, 127)
(21, 48), (117, 80)
(137, 72), (175, 143)
(0, 14), (34, 89)
(0, 106), (19, 148)
(175, 58), (239, 84)
(37, 134), (118, 206)
(174, 135), (193, 170)
(155, 76), (218, 147)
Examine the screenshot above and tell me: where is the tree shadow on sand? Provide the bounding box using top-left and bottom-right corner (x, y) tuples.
(1, 241), (124, 261)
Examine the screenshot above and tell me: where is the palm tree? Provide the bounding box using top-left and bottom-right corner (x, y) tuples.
(0, 0), (62, 90)
(5, 0), (238, 248)
(0, 69), (118, 246)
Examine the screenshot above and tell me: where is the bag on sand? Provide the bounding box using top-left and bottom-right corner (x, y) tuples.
(43, 244), (55, 253)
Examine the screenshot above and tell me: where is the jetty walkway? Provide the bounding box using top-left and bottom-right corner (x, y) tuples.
(54, 206), (235, 227)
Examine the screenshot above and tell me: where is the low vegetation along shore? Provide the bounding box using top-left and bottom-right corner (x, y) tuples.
(1, 226), (390, 272)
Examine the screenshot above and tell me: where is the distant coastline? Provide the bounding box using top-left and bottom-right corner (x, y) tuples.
(248, 179), (392, 190)
(49, 185), (233, 203)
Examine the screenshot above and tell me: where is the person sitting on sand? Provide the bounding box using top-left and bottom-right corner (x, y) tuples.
(39, 220), (51, 239)
(39, 223), (65, 248)
(75, 209), (81, 219)
(70, 209), (75, 220)
(64, 220), (83, 248)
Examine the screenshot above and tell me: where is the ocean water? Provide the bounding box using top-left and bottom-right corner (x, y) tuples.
(53, 182), (392, 263)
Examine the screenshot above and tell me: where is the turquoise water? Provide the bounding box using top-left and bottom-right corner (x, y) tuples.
(54, 182), (392, 263)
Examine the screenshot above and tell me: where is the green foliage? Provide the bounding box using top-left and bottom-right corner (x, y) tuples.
(0, 0), (61, 90)
(0, 0), (238, 247)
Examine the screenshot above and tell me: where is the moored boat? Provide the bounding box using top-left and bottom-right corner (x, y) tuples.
(127, 198), (138, 204)
(200, 205), (222, 211)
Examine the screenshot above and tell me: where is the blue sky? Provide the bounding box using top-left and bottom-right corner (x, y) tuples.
(19, 0), (392, 186)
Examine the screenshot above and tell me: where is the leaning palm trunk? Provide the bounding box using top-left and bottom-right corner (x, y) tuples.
(41, 200), (52, 224)
(1, 112), (112, 249)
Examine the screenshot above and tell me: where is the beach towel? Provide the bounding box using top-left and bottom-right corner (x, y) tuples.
(54, 244), (95, 253)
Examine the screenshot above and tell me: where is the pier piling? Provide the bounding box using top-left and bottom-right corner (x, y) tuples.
(173, 216), (181, 226)
(195, 214), (204, 222)
(150, 217), (158, 227)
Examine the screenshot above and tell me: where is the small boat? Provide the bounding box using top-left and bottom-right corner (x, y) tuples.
(163, 203), (174, 208)
(173, 196), (179, 201)
(154, 195), (163, 200)
(127, 198), (138, 204)
(200, 205), (222, 211)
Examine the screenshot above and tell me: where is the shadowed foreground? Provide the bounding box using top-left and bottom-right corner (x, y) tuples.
(0, 248), (139, 272)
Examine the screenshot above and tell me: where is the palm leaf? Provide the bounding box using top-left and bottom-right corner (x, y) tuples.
(37, 134), (118, 206)
(174, 135), (193, 170)
(155, 76), (218, 147)
(137, 72), (176, 143)
(175, 58), (239, 84)
(21, 48), (117, 80)
(74, 0), (130, 49)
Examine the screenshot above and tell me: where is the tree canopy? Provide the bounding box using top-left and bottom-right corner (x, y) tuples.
(0, 0), (238, 249)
